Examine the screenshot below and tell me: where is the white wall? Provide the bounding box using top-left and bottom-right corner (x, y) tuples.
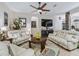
(71, 12), (79, 29)
(0, 3), (16, 30)
(53, 14), (65, 31)
(31, 16), (40, 36)
(0, 12), (4, 27)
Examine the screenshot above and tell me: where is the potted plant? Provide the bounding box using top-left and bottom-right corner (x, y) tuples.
(13, 18), (22, 30)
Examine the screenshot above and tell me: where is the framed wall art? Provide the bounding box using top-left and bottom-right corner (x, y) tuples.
(4, 12), (8, 26)
(31, 21), (36, 28)
(19, 18), (26, 28)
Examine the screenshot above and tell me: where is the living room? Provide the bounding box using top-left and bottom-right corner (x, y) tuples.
(1, 2), (79, 56)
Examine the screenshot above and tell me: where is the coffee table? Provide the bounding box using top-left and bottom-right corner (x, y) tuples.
(29, 37), (47, 52)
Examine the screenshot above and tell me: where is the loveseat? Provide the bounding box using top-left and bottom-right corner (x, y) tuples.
(48, 31), (79, 50)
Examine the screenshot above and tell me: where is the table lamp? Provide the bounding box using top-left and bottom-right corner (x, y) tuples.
(1, 26), (7, 31)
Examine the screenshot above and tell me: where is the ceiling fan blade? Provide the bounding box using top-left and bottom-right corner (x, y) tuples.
(42, 9), (50, 11)
(40, 3), (47, 9)
(30, 5), (38, 9)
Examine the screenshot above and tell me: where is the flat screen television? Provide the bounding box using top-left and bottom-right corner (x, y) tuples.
(41, 19), (53, 27)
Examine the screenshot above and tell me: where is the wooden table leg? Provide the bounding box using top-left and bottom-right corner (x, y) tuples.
(10, 38), (13, 43)
(40, 41), (45, 52)
(29, 41), (32, 48)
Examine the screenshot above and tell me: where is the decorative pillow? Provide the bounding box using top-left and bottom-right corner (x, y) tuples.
(14, 32), (20, 38)
(8, 32), (17, 38)
(20, 30), (26, 36)
(0, 42), (9, 56)
(12, 34), (17, 38)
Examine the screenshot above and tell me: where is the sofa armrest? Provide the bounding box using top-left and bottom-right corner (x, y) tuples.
(11, 38), (17, 42)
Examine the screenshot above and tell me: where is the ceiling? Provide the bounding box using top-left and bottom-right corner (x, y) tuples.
(4, 2), (79, 15)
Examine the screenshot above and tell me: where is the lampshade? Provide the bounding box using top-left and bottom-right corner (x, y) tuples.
(38, 10), (42, 13)
(37, 10), (43, 14)
(0, 26), (7, 32)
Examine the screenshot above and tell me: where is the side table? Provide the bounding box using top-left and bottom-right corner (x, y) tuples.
(1, 36), (13, 43)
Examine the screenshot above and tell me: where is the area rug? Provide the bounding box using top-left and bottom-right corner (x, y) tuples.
(20, 39), (59, 56)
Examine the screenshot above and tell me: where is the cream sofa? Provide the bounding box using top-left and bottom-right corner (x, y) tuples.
(56, 30), (79, 42)
(48, 31), (79, 50)
(7, 30), (31, 45)
(9, 44), (34, 56)
(0, 41), (34, 56)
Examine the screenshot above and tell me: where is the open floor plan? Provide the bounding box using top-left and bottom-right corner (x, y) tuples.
(0, 2), (79, 56)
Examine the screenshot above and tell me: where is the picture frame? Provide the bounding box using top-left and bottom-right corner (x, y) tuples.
(19, 18), (26, 28)
(31, 21), (36, 28)
(4, 12), (8, 26)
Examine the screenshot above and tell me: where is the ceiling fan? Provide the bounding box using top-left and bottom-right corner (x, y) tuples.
(30, 2), (50, 14)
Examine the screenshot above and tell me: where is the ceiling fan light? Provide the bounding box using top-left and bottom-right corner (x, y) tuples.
(38, 10), (42, 13)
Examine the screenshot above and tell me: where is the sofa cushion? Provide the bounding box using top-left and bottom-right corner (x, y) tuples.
(54, 36), (67, 46)
(12, 35), (29, 43)
(65, 35), (78, 43)
(8, 32), (18, 38)
(55, 31), (66, 39)
(20, 31), (26, 36)
(0, 42), (9, 56)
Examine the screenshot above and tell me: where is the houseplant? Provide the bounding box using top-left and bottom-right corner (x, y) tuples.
(13, 18), (22, 30)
